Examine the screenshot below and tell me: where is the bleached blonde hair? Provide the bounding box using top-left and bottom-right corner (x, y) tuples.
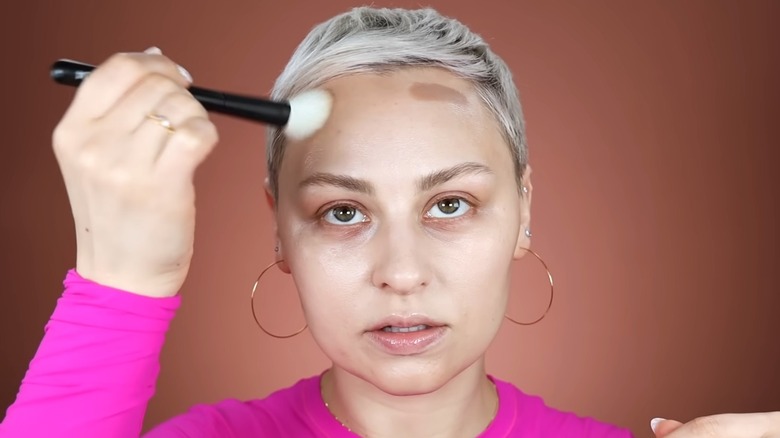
(267, 6), (528, 199)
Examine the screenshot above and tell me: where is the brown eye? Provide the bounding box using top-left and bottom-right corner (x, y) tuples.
(428, 197), (471, 218)
(333, 206), (356, 222)
(438, 198), (460, 214)
(324, 205), (366, 225)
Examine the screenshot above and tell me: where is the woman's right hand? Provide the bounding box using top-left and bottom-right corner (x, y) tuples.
(52, 47), (218, 298)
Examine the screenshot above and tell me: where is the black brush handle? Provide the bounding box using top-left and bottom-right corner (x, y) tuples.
(50, 59), (290, 126)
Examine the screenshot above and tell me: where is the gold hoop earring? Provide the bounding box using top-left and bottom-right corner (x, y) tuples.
(250, 260), (308, 339)
(505, 247), (554, 326)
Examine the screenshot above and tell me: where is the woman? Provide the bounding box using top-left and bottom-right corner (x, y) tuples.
(1, 6), (777, 438)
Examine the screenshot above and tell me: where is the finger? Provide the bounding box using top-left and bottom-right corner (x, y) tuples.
(154, 116), (219, 179)
(63, 49), (192, 122)
(664, 412), (780, 438)
(101, 72), (187, 132)
(129, 91), (208, 166)
(652, 418), (684, 437)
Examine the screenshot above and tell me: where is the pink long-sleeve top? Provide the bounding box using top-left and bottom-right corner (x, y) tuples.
(0, 270), (635, 437)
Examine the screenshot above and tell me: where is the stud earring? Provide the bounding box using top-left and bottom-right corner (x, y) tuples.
(522, 186), (529, 194)
(525, 228), (532, 238)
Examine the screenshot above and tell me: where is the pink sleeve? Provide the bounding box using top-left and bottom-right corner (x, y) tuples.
(0, 269), (181, 438)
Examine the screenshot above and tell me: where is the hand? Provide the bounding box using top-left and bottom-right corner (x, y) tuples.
(652, 412), (780, 437)
(52, 47), (218, 297)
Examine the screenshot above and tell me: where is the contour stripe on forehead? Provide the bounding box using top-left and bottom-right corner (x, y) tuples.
(409, 82), (469, 105)
(321, 69), (478, 110)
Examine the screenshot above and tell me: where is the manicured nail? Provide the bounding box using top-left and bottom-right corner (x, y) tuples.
(176, 64), (193, 83)
(650, 417), (665, 433)
(144, 46), (162, 55)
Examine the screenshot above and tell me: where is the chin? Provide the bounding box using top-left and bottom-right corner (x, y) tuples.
(318, 328), (492, 396)
(352, 350), (484, 397)
(366, 361), (452, 396)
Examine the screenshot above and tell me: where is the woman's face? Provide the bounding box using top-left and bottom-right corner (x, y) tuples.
(272, 67), (531, 395)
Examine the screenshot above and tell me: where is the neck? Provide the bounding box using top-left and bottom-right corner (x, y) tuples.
(321, 360), (498, 438)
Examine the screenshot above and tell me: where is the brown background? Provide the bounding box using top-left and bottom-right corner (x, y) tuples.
(1, 0), (778, 435)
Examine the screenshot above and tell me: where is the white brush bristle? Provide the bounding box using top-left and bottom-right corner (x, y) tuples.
(285, 89), (333, 141)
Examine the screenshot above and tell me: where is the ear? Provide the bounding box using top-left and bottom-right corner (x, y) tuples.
(263, 177), (276, 211)
(513, 165), (533, 259)
(264, 177), (291, 274)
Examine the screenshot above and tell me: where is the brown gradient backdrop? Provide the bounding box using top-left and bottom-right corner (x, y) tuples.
(1, 0), (778, 435)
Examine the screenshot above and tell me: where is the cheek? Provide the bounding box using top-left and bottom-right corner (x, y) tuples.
(289, 249), (375, 363)
(286, 239), (372, 326)
(439, 230), (514, 322)
(451, 257), (510, 354)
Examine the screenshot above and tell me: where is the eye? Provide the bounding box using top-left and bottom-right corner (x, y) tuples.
(426, 197), (471, 219)
(323, 205), (367, 225)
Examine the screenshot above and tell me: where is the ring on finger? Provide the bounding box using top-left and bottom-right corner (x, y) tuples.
(145, 113), (176, 133)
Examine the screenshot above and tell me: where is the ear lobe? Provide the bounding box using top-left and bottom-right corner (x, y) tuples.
(513, 237), (530, 259)
(277, 259), (291, 274)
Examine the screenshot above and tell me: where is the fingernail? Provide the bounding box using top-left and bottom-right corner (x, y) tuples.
(144, 46), (162, 55)
(650, 417), (665, 432)
(176, 64), (193, 83)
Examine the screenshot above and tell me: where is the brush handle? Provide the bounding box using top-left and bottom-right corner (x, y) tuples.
(50, 59), (290, 126)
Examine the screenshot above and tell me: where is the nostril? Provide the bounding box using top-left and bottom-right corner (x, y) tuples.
(370, 232), (431, 293)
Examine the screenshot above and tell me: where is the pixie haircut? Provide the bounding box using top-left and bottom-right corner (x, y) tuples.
(267, 6), (528, 199)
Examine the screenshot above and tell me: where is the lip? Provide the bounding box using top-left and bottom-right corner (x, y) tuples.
(365, 315), (448, 356)
(368, 315), (445, 332)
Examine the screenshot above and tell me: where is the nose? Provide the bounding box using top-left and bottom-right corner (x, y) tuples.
(370, 222), (431, 295)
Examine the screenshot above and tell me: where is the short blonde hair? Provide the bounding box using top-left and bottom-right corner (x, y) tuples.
(267, 6), (528, 199)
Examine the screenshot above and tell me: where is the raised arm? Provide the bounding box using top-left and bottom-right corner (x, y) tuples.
(1, 47), (217, 437)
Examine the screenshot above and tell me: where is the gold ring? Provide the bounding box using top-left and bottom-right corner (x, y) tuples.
(146, 113), (175, 133)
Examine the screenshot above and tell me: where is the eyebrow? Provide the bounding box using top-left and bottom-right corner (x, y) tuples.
(298, 162), (493, 194)
(298, 173), (375, 195)
(417, 162), (493, 192)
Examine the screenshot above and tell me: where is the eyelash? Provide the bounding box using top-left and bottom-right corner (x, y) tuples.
(316, 194), (477, 227)
(425, 194), (477, 224)
(320, 201), (368, 226)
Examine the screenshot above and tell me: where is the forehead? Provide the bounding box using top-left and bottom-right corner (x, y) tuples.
(321, 67), (487, 131)
(329, 67), (474, 108)
(280, 68), (511, 185)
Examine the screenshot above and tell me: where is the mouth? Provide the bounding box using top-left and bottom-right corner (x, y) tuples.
(366, 317), (448, 356)
(368, 316), (445, 333)
(381, 324), (430, 333)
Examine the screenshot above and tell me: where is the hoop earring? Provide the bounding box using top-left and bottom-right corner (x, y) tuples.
(250, 260), (308, 339)
(505, 247), (554, 326)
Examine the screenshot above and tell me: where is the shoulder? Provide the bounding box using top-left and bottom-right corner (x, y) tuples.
(491, 377), (635, 438)
(143, 375), (321, 437)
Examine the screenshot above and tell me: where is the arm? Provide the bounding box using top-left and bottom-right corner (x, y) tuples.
(0, 269), (180, 438)
(0, 47), (215, 437)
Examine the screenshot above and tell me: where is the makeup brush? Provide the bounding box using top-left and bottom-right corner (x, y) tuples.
(50, 59), (332, 140)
